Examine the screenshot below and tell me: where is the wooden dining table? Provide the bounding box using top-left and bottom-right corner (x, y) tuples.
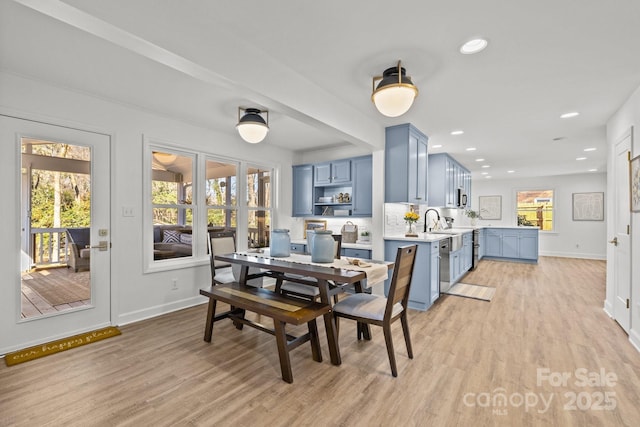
(214, 251), (393, 366)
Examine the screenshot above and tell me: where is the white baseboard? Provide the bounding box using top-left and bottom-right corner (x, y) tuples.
(629, 329), (640, 354)
(117, 295), (207, 326)
(539, 251), (606, 260)
(603, 300), (614, 318)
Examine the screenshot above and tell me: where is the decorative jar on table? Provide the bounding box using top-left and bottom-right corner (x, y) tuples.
(270, 229), (291, 257)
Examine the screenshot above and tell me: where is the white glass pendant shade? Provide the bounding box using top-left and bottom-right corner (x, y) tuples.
(372, 62), (418, 117)
(236, 108), (269, 143)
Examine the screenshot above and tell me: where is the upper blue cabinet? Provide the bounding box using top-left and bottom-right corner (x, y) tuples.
(314, 159), (351, 185)
(385, 123), (429, 204)
(428, 153), (472, 208)
(292, 155), (372, 217)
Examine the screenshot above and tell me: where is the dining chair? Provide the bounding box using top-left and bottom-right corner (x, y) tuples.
(209, 231), (237, 285)
(332, 244), (418, 377)
(276, 234), (342, 302)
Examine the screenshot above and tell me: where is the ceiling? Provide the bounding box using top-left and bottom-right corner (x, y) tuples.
(2, 0), (640, 180)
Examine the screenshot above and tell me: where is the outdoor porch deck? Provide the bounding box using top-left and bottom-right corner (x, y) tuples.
(21, 267), (91, 319)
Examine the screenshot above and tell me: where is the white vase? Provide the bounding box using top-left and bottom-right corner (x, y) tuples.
(470, 218), (477, 226)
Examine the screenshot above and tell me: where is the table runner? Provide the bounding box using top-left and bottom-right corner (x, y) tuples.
(236, 250), (389, 287)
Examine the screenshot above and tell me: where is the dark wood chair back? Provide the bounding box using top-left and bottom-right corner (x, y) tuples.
(332, 234), (342, 259)
(385, 245), (418, 319)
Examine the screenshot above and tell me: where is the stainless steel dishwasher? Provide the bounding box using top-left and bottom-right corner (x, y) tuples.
(439, 237), (451, 292)
(439, 234), (462, 293)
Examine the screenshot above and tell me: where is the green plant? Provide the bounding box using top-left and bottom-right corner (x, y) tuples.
(360, 231), (370, 236)
(465, 209), (479, 219)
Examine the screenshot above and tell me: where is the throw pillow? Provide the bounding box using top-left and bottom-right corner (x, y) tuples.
(179, 233), (192, 245)
(162, 230), (181, 243)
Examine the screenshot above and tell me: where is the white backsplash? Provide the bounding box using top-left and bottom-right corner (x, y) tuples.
(383, 203), (468, 236)
(287, 216), (373, 241)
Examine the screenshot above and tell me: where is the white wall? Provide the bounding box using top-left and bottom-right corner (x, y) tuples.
(0, 72), (296, 332)
(606, 84), (640, 350)
(471, 173), (607, 259)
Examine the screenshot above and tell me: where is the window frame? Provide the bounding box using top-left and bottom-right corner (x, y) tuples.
(143, 137), (277, 273)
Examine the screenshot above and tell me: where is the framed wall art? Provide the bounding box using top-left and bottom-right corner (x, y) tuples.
(631, 154), (640, 212)
(572, 192), (604, 221)
(478, 195), (502, 220)
(304, 219), (327, 238)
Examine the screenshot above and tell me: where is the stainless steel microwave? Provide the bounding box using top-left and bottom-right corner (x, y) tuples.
(457, 188), (468, 208)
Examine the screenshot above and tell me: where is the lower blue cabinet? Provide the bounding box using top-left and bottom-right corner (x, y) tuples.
(384, 239), (440, 311)
(482, 228), (538, 262)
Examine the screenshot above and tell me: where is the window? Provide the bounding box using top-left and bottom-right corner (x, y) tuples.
(247, 165), (272, 248)
(151, 150), (194, 260)
(205, 159), (237, 229)
(516, 189), (553, 231)
(144, 140), (277, 271)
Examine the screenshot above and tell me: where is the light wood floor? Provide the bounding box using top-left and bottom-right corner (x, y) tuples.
(2, 257), (639, 426)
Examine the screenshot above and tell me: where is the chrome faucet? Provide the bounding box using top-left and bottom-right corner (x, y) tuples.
(424, 208), (441, 232)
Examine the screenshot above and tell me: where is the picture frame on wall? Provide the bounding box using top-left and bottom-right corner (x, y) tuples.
(631, 154), (640, 212)
(572, 192), (605, 221)
(478, 195), (502, 220)
(304, 219), (327, 238)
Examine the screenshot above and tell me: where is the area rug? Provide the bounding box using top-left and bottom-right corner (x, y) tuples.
(22, 270), (90, 306)
(444, 283), (495, 301)
(4, 326), (121, 366)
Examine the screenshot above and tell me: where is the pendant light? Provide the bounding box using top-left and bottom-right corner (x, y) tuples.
(236, 107), (269, 143)
(371, 60), (418, 117)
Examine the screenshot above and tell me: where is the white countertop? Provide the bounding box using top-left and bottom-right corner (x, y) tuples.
(384, 225), (539, 242)
(291, 239), (373, 250)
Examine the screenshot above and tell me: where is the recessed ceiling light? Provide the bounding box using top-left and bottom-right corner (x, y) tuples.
(460, 38), (488, 54)
(466, 147), (476, 151)
(584, 147), (596, 152)
(431, 144), (442, 148)
(560, 112), (580, 119)
(451, 130), (464, 135)
(576, 157), (587, 161)
(485, 176), (492, 179)
(481, 172), (488, 175)
(482, 165), (490, 168)
(475, 158), (485, 162)
(507, 170), (515, 173)
(589, 168), (598, 172)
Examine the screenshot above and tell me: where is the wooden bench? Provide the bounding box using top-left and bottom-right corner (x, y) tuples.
(200, 282), (331, 383)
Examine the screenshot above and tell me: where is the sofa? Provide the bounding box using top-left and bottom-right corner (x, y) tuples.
(153, 225), (193, 257)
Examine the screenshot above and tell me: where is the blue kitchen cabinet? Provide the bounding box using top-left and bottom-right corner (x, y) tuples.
(428, 153), (471, 208)
(518, 229), (539, 260)
(351, 155), (373, 217)
(314, 160), (351, 185)
(484, 229), (503, 257)
(292, 164), (314, 217)
(384, 123), (429, 204)
(482, 227), (539, 263)
(342, 248), (372, 259)
(290, 243), (307, 254)
(293, 155), (372, 218)
(384, 239), (440, 311)
(478, 228), (485, 260)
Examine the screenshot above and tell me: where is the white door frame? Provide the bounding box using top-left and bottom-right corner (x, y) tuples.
(610, 128), (632, 333)
(0, 114), (114, 355)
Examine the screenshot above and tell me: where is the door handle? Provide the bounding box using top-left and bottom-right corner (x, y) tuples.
(608, 237), (618, 246)
(90, 240), (109, 251)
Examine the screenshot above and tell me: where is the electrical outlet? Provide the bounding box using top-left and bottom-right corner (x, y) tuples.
(171, 279), (178, 290)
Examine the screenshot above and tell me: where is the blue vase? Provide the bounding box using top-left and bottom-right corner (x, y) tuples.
(311, 230), (334, 263)
(270, 229), (290, 257)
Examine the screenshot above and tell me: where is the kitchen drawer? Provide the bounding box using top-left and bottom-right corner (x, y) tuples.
(290, 243), (307, 254)
(342, 248), (372, 259)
